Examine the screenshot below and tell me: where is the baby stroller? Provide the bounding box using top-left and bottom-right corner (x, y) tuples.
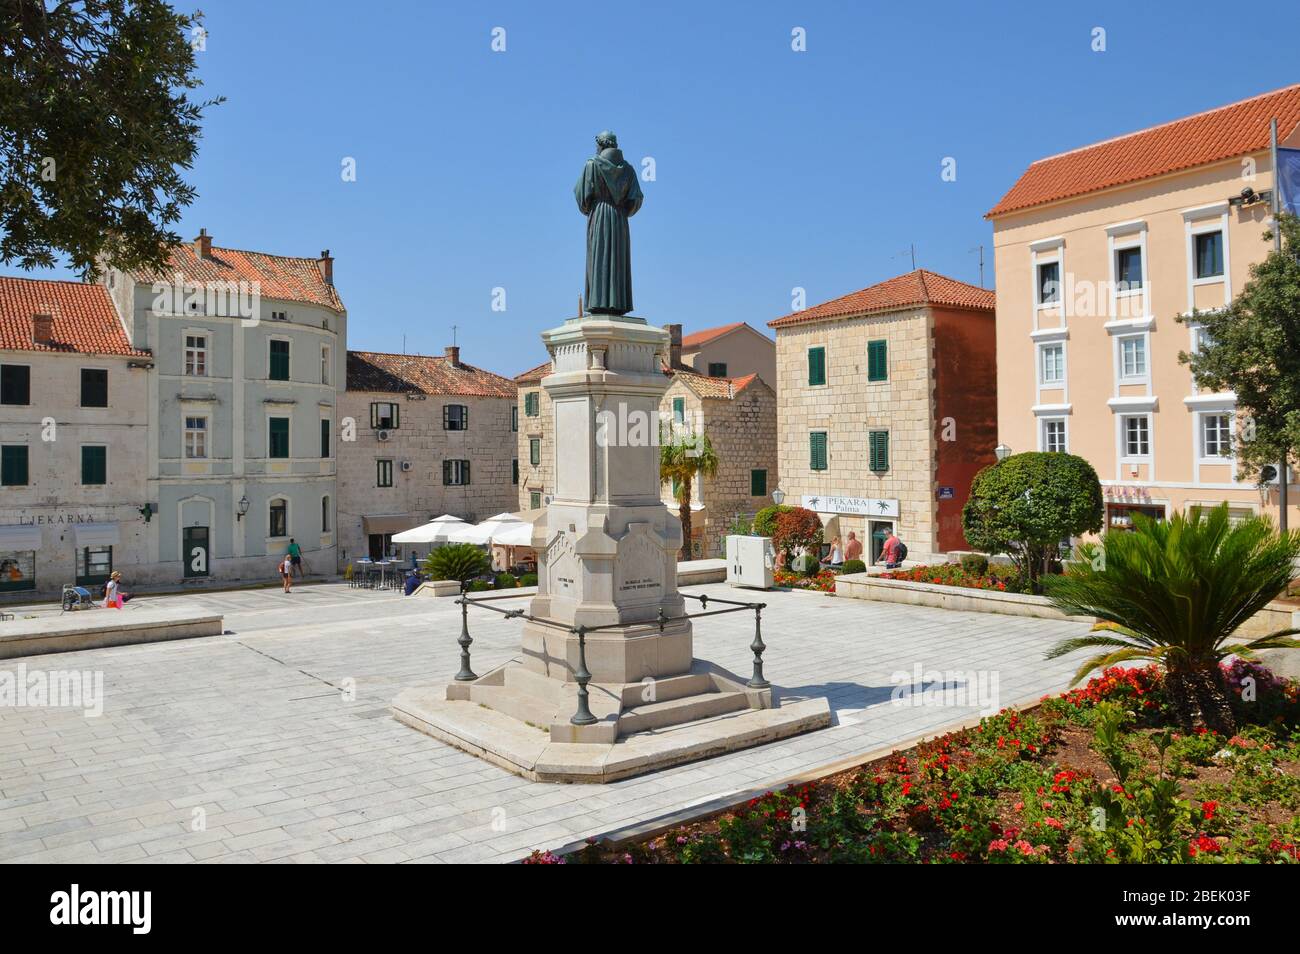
(61, 584), (97, 613)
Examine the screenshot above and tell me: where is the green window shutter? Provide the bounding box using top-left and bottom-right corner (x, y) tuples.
(810, 432), (827, 471)
(525, 392), (538, 416)
(269, 340), (290, 381)
(808, 347), (826, 386)
(2, 445), (29, 485)
(269, 417), (290, 458)
(869, 430), (890, 472)
(320, 419), (330, 458)
(442, 460), (452, 485)
(530, 438), (540, 465)
(461, 460), (470, 485)
(867, 340), (888, 382)
(512, 459), (519, 484)
(530, 492), (541, 509)
(750, 469), (767, 496)
(81, 446), (106, 485)
(672, 397), (685, 423)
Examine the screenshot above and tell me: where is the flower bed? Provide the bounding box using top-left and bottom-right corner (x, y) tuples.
(773, 569), (837, 593)
(525, 661), (1300, 864)
(874, 563), (1034, 594)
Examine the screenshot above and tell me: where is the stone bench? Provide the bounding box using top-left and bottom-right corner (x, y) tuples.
(0, 609), (224, 659)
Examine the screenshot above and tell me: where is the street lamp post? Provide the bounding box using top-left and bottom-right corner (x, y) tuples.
(771, 487), (786, 506)
(994, 443), (1012, 463)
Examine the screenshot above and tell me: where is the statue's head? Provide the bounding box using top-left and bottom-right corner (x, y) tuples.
(595, 130), (618, 150)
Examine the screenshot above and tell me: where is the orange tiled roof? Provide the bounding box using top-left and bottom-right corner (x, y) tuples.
(768, 269), (994, 329)
(133, 242), (344, 312)
(672, 368), (765, 400)
(347, 351), (516, 398)
(681, 321), (748, 349)
(514, 359), (551, 384)
(988, 83), (1300, 217)
(0, 276), (146, 356)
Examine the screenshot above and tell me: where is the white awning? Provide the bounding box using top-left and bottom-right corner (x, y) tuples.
(392, 514), (468, 544)
(73, 522), (121, 547)
(0, 524), (42, 551)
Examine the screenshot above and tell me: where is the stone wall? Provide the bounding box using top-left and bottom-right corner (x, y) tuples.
(517, 380), (555, 510)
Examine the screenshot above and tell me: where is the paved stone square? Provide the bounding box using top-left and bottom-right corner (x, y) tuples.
(0, 582), (1092, 863)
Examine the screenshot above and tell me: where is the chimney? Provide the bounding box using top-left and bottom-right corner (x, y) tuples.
(665, 323), (683, 369)
(445, 345), (460, 368)
(31, 314), (54, 346)
(317, 249), (334, 286)
(195, 228), (212, 259)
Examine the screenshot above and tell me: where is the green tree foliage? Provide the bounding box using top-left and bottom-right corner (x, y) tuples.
(1046, 505), (1300, 734)
(772, 507), (822, 573)
(0, 0), (222, 276)
(1179, 214), (1300, 482)
(660, 429), (719, 560)
(752, 504), (793, 538)
(423, 543), (490, 584)
(961, 452), (1103, 592)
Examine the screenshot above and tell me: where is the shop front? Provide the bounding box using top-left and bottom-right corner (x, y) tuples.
(0, 524), (41, 593)
(1103, 485), (1167, 532)
(801, 494), (901, 566)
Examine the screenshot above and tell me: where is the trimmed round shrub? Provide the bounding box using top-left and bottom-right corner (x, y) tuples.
(752, 504), (793, 538)
(960, 553), (990, 576)
(840, 559), (866, 575)
(519, 572), (539, 587)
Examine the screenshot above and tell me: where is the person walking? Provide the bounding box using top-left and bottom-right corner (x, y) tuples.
(279, 554), (294, 593)
(844, 531), (863, 564)
(821, 535), (843, 569)
(287, 538), (303, 578)
(103, 570), (130, 608)
(881, 529), (906, 569)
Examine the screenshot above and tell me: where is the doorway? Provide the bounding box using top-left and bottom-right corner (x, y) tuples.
(368, 533), (393, 561)
(869, 521), (894, 565)
(183, 526), (210, 577)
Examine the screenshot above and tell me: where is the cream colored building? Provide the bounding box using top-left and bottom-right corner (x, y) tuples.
(988, 83), (1300, 530)
(768, 269), (998, 565)
(515, 360), (555, 511)
(679, 321), (776, 385)
(339, 346), (517, 563)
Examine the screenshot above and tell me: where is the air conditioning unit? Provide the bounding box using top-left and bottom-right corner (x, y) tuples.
(400, 460), (413, 472)
(1259, 465), (1294, 486)
(726, 535), (775, 590)
(542, 494), (554, 506)
(377, 429), (392, 442)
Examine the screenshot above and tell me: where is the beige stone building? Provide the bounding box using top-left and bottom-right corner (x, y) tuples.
(515, 359), (555, 511)
(768, 269), (998, 565)
(679, 321), (776, 385)
(338, 346), (516, 563)
(989, 83), (1300, 531)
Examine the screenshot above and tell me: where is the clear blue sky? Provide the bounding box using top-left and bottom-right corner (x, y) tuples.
(12, 0), (1300, 375)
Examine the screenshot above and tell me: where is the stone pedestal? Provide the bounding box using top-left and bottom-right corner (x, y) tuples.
(393, 314), (830, 782)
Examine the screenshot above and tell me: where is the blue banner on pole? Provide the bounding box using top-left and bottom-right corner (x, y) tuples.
(1280, 147), (1300, 215)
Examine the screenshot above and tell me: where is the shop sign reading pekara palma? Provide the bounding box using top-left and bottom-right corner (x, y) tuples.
(800, 495), (900, 518)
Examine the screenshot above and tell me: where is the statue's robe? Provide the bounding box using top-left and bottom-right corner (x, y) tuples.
(575, 147), (643, 315)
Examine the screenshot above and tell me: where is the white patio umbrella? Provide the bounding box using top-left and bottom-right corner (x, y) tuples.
(391, 514), (468, 544)
(446, 512), (527, 545)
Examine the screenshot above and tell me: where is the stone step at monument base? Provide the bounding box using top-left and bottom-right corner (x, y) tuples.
(616, 689), (750, 735)
(391, 684), (832, 784)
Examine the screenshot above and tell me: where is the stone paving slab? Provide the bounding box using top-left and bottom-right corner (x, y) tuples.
(0, 581), (1092, 863)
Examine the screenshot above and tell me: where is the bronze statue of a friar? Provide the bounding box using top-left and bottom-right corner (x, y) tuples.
(575, 130), (643, 316)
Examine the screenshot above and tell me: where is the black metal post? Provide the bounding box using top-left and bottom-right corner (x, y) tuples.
(454, 582), (478, 682)
(570, 625), (597, 725)
(657, 606), (667, 634)
(747, 603), (770, 689)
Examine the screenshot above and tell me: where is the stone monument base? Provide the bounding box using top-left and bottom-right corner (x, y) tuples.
(392, 657), (831, 782)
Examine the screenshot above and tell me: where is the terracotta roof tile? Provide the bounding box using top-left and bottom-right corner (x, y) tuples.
(0, 276), (146, 356)
(988, 84), (1300, 217)
(132, 242), (344, 312)
(513, 359), (551, 384)
(672, 368), (766, 400)
(681, 321), (747, 349)
(768, 269), (994, 329)
(347, 351), (516, 398)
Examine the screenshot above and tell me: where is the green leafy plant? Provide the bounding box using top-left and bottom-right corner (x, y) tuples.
(962, 452), (1103, 593)
(1092, 703), (1137, 785)
(1046, 504), (1300, 734)
(423, 543), (491, 584)
(841, 559), (866, 575)
(772, 508), (823, 574)
(660, 429), (720, 560)
(752, 505), (793, 538)
(960, 553), (990, 576)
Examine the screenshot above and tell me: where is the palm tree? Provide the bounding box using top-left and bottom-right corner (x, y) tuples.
(1046, 504), (1300, 733)
(660, 429), (720, 561)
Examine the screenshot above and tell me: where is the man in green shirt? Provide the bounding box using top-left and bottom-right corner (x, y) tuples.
(287, 538), (303, 578)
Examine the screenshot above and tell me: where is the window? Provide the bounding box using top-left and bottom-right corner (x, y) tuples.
(321, 495), (331, 533)
(1, 446), (29, 486)
(268, 499), (287, 538)
(807, 347), (826, 386)
(672, 397), (685, 423)
(443, 404), (468, 430)
(809, 431), (828, 471)
(268, 417), (290, 459)
(185, 335), (208, 376)
(1119, 336), (1146, 379)
(320, 418), (330, 458)
(443, 459), (471, 486)
(184, 416), (208, 459)
(1191, 325), (1214, 355)
(1123, 415), (1150, 458)
(707, 362), (727, 378)
(271, 310), (287, 321)
(376, 458), (393, 487)
(511, 406), (518, 431)
(750, 469), (767, 497)
(530, 492), (542, 509)
(76, 546), (112, 586)
(1042, 419), (1067, 453)
(1039, 343), (1065, 385)
(1201, 414), (1232, 459)
(268, 339), (290, 381)
(320, 345), (331, 385)
(512, 459), (519, 484)
(370, 402), (399, 429)
(524, 391), (539, 417)
(0, 365), (30, 405)
(867, 340), (888, 382)
(0, 550), (35, 592)
(1036, 260), (1060, 305)
(529, 438), (540, 466)
(1116, 246), (1143, 290)
(1194, 231), (1224, 280)
(79, 368), (108, 408)
(868, 430), (889, 472)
